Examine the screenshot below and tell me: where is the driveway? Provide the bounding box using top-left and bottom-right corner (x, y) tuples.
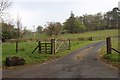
(2, 41), (119, 78)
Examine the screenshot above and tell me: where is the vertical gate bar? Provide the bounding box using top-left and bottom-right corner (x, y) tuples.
(38, 41), (41, 53)
(45, 42), (47, 54)
(51, 39), (55, 54)
(16, 41), (18, 53)
(50, 39), (53, 54)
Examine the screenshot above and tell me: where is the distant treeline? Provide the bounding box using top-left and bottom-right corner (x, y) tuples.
(1, 7), (119, 41)
(42, 7), (119, 36)
(62, 7), (119, 34)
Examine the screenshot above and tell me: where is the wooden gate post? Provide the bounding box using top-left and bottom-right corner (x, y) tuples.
(45, 42), (47, 54)
(16, 41), (19, 53)
(68, 39), (71, 50)
(51, 39), (55, 54)
(38, 41), (41, 53)
(106, 37), (112, 54)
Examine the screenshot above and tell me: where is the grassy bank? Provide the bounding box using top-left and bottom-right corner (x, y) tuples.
(99, 38), (119, 67)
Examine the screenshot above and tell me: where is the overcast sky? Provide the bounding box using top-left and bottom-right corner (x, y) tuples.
(8, 0), (120, 31)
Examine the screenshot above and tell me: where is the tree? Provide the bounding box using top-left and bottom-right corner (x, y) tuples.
(36, 25), (43, 33)
(0, 0), (12, 20)
(104, 11), (112, 29)
(104, 7), (120, 29)
(0, 0), (12, 41)
(22, 27), (32, 36)
(63, 11), (75, 33)
(16, 15), (22, 38)
(63, 12), (86, 33)
(2, 22), (17, 41)
(92, 12), (103, 30)
(74, 19), (86, 33)
(83, 14), (94, 31)
(54, 22), (62, 36)
(45, 22), (62, 36)
(111, 7), (120, 29)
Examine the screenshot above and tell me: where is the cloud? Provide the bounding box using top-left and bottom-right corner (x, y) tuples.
(9, 0), (119, 30)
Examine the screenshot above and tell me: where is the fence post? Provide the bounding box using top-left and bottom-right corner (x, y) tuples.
(45, 42), (47, 54)
(51, 39), (55, 54)
(38, 41), (41, 53)
(16, 41), (19, 53)
(106, 37), (112, 54)
(68, 39), (71, 50)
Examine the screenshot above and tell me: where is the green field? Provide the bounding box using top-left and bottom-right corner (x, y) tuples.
(2, 41), (97, 66)
(23, 29), (118, 40)
(2, 29), (119, 67)
(61, 29), (118, 39)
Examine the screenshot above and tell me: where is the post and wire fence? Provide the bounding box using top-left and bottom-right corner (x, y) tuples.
(106, 37), (120, 54)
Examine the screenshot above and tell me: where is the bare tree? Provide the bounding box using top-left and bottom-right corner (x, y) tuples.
(45, 22), (62, 36)
(0, 0), (12, 21)
(17, 14), (22, 38)
(0, 0), (12, 14)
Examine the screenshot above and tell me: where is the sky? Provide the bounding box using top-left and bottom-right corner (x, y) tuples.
(8, 0), (120, 31)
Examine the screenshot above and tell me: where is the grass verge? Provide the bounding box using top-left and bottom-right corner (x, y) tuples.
(2, 41), (96, 68)
(99, 38), (119, 69)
